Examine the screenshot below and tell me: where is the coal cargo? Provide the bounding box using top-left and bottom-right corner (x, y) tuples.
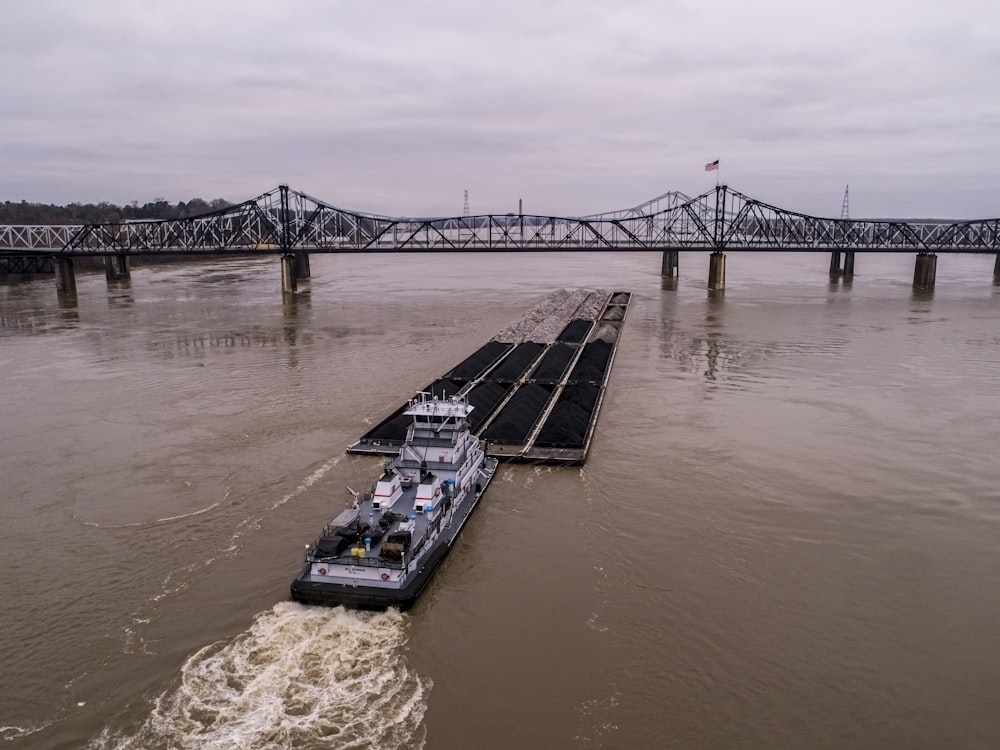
(354, 379), (459, 444)
(362, 407), (410, 443)
(481, 383), (553, 444)
(567, 339), (613, 383)
(446, 340), (513, 381)
(531, 342), (576, 382)
(487, 342), (544, 382)
(534, 382), (601, 447)
(465, 381), (511, 430)
(556, 318), (591, 344)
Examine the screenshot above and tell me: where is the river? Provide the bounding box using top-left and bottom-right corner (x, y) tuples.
(1, 251), (999, 748)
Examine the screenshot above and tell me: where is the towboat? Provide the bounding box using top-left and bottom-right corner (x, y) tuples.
(291, 393), (499, 610)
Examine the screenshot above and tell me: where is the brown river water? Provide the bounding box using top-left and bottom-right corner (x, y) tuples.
(1, 251), (999, 749)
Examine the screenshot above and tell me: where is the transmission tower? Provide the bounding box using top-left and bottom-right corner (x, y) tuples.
(841, 185), (850, 219)
(463, 189), (470, 216)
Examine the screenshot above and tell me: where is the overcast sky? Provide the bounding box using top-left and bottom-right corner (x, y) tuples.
(2, 1), (997, 219)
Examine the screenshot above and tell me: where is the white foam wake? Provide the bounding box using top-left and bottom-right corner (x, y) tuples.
(155, 501), (220, 523)
(269, 454), (344, 512)
(94, 602), (429, 749)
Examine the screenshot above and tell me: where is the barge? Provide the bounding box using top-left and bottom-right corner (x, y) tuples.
(348, 289), (630, 464)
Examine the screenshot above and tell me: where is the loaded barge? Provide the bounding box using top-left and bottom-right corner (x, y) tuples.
(349, 289), (630, 465)
(291, 393), (498, 610)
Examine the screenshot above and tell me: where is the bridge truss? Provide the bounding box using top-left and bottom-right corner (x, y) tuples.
(2, 184), (999, 257)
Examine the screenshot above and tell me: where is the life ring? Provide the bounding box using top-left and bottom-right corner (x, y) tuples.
(381, 572), (390, 581)
(318, 567), (327, 575)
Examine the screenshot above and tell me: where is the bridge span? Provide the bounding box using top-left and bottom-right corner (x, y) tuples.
(2, 184), (999, 294)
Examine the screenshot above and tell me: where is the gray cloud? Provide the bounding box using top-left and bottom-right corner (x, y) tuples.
(1, 0), (997, 219)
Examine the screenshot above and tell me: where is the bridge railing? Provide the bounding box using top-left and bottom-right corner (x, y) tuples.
(0, 225), (81, 253)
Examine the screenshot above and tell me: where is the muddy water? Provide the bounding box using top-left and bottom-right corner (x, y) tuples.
(1, 251), (999, 748)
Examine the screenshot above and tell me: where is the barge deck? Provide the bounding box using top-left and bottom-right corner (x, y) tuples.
(348, 289), (630, 465)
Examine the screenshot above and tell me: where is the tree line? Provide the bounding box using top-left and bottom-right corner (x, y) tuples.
(0, 197), (233, 225)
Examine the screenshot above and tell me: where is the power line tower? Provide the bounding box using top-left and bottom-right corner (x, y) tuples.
(841, 185), (850, 219)
(463, 189), (470, 217)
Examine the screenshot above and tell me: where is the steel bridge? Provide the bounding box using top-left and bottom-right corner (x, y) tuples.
(2, 184), (999, 291)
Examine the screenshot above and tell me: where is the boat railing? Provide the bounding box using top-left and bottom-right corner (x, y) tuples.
(395, 458), (455, 472)
(409, 434), (456, 448)
(309, 553), (407, 570)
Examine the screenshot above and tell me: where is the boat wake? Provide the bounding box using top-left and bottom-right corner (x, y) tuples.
(121, 455), (346, 651)
(0, 720), (55, 743)
(93, 602), (430, 750)
(266, 453), (344, 512)
(154, 501), (221, 523)
(74, 501), (222, 529)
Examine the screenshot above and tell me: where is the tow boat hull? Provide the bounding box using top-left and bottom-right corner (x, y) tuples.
(290, 536), (454, 610)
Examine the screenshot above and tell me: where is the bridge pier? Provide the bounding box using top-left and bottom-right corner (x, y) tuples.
(661, 250), (679, 278)
(104, 253), (130, 282)
(707, 252), (726, 291)
(842, 251), (855, 277)
(55, 257), (76, 295)
(913, 252), (937, 289)
(994, 253), (1000, 281)
(281, 254), (298, 293)
(294, 252), (311, 280)
(830, 250), (858, 278)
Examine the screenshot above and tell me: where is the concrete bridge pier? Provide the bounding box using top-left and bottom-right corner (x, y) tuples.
(994, 253), (1000, 281)
(55, 257), (76, 295)
(104, 253), (130, 282)
(661, 249), (679, 278)
(294, 252), (311, 280)
(913, 252), (937, 289)
(842, 251), (855, 277)
(281, 254), (298, 293)
(830, 250), (856, 278)
(708, 251), (726, 290)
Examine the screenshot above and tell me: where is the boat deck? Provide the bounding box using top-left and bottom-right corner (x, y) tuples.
(308, 485), (435, 575)
(348, 291), (630, 464)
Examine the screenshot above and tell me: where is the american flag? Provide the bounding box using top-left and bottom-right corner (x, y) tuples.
(705, 160), (719, 172)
